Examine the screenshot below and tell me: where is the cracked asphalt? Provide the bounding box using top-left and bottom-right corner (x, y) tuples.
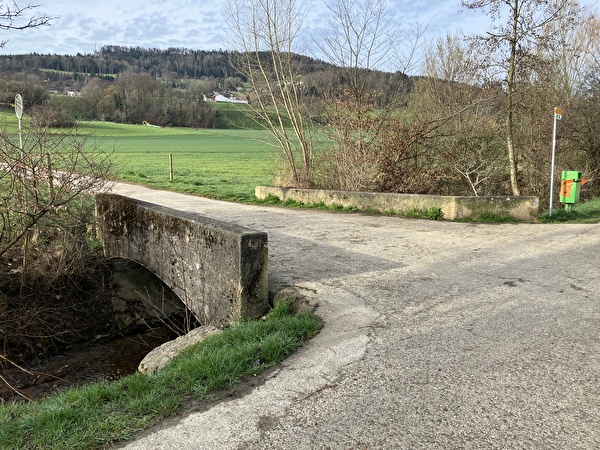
(109, 182), (600, 450)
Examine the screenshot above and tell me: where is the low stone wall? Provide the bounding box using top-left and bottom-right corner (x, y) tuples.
(96, 193), (269, 325)
(255, 186), (539, 221)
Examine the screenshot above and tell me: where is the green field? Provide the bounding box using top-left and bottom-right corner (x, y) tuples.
(2, 109), (599, 221)
(0, 109), (280, 203)
(84, 122), (279, 202)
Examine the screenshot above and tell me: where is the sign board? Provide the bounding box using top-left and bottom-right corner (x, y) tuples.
(554, 107), (562, 121)
(15, 94), (23, 119)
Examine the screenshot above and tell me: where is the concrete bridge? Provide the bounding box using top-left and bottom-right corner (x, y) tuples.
(95, 193), (269, 325)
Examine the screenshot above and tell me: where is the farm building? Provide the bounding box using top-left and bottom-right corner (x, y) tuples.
(204, 92), (248, 104)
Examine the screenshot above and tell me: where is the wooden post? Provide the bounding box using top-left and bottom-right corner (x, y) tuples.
(169, 153), (173, 181)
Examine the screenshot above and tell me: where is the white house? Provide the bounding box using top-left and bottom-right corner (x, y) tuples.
(204, 92), (248, 104)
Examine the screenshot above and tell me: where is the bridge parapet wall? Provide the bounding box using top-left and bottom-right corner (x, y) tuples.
(95, 194), (269, 325)
(256, 186), (539, 221)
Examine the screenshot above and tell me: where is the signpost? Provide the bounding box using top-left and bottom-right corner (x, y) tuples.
(549, 107), (562, 216)
(15, 94), (23, 152)
(14, 94), (27, 208)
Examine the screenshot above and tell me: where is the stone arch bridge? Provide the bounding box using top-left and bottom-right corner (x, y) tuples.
(95, 193), (269, 326)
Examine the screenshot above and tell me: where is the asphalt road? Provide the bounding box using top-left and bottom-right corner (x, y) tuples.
(109, 183), (600, 450)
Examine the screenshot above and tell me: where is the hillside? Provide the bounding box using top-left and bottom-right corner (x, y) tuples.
(0, 45), (413, 129)
(0, 46), (334, 85)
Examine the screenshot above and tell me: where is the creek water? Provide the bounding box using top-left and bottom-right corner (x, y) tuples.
(0, 325), (179, 402)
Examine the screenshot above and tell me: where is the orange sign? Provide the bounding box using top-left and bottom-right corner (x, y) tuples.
(560, 179), (573, 198)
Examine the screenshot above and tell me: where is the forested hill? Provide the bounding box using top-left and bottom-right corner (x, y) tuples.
(0, 45), (411, 129)
(0, 45), (333, 80)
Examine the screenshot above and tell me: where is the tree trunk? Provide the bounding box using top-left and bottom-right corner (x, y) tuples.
(506, 0), (521, 196)
(506, 111), (521, 196)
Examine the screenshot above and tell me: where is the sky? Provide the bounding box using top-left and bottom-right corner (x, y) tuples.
(0, 0), (598, 64)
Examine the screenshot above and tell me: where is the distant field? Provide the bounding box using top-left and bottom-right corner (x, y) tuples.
(0, 110), (279, 202)
(83, 121), (279, 202)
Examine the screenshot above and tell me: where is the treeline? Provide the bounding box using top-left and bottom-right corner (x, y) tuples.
(0, 47), (255, 128)
(0, 46), (235, 79)
(0, 46), (334, 82)
(0, 71), (221, 128)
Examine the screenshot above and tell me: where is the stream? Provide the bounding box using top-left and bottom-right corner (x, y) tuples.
(0, 325), (179, 402)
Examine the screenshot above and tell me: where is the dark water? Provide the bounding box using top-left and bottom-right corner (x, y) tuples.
(0, 326), (178, 402)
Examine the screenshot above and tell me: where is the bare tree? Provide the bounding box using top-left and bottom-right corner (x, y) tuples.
(0, 105), (112, 389)
(0, 2), (55, 47)
(558, 14), (600, 198)
(462, 0), (582, 196)
(314, 0), (424, 191)
(412, 33), (506, 196)
(545, 10), (600, 98)
(318, 0), (398, 103)
(225, 0), (314, 188)
(0, 109), (111, 262)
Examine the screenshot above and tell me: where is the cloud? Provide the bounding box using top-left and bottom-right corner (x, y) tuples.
(0, 0), (597, 58)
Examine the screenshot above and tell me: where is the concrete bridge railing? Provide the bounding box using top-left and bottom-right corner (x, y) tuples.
(95, 193), (269, 325)
(256, 186), (540, 222)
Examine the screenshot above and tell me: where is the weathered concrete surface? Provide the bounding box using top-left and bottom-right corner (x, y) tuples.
(108, 182), (600, 450)
(256, 185), (540, 221)
(95, 193), (268, 325)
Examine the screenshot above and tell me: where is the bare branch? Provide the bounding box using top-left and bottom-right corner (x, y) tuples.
(0, 2), (56, 47)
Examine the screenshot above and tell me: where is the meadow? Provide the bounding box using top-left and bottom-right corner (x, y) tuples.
(0, 104), (279, 203)
(85, 121), (278, 202)
(58, 117), (600, 222)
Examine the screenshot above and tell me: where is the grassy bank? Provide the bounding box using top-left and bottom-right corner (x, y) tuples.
(0, 301), (320, 449)
(538, 197), (600, 223)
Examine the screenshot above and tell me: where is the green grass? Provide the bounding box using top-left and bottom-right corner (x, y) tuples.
(403, 207), (445, 221)
(215, 102), (267, 130)
(255, 194), (360, 213)
(2, 110), (599, 220)
(0, 301), (320, 450)
(81, 121), (278, 203)
(0, 110), (279, 203)
(453, 212), (521, 223)
(538, 196), (600, 223)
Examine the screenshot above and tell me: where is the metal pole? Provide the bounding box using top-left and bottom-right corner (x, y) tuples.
(169, 153), (173, 181)
(15, 94), (26, 207)
(15, 94), (23, 153)
(549, 108), (560, 216)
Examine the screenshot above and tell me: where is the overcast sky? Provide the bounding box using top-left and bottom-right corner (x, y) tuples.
(0, 0), (598, 61)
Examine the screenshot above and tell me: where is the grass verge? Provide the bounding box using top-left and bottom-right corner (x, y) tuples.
(256, 195), (449, 220)
(0, 301), (320, 450)
(538, 197), (600, 223)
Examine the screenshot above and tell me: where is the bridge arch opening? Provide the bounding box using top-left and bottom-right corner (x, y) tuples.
(106, 258), (198, 335)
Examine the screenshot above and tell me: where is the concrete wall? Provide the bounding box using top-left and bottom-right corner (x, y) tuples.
(96, 194), (269, 325)
(255, 186), (539, 221)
